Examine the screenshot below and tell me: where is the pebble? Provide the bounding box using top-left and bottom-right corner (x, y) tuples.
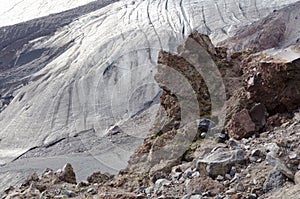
(289, 153), (297, 160)
(87, 188), (95, 194)
(216, 175), (224, 181)
(225, 174), (232, 180)
(230, 167), (236, 177)
(61, 190), (76, 197)
(184, 168), (193, 179)
(225, 188), (236, 194)
(251, 149), (261, 157)
(200, 132), (207, 139)
(192, 171), (200, 178)
(264, 143), (280, 156)
(223, 180), (230, 187)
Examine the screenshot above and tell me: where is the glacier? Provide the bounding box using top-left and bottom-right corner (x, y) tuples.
(0, 0), (299, 190)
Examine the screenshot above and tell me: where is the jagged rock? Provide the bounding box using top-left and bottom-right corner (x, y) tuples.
(263, 169), (284, 192)
(196, 150), (245, 178)
(266, 154), (294, 180)
(87, 171), (113, 184)
(58, 163), (76, 184)
(226, 109), (256, 139)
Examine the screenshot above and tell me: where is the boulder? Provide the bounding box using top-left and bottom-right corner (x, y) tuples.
(249, 103), (267, 130)
(266, 154), (294, 180)
(196, 150), (245, 178)
(263, 169), (284, 192)
(226, 109), (256, 139)
(58, 163), (76, 184)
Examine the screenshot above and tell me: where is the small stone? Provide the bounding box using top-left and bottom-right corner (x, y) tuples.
(230, 167), (237, 177)
(289, 153), (298, 160)
(225, 174), (232, 180)
(256, 158), (262, 163)
(249, 156), (257, 163)
(223, 180), (230, 187)
(175, 167), (182, 173)
(200, 132), (207, 139)
(202, 191), (210, 197)
(183, 168), (193, 179)
(145, 187), (153, 195)
(61, 190), (76, 197)
(225, 188), (236, 194)
(264, 143), (280, 156)
(251, 149), (261, 157)
(77, 180), (89, 188)
(216, 175), (224, 181)
(235, 182), (245, 192)
(172, 172), (182, 182)
(192, 171), (200, 178)
(154, 179), (171, 192)
(246, 173), (251, 178)
(252, 178), (258, 185)
(87, 188), (95, 194)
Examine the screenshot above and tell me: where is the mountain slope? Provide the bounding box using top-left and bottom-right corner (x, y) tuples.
(0, 0), (299, 191)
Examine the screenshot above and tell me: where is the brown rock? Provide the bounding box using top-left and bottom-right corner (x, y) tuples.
(87, 172), (113, 184)
(226, 109), (256, 139)
(249, 103), (267, 130)
(58, 163), (76, 184)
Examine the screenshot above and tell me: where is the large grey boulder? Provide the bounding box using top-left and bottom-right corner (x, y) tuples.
(196, 150), (245, 178)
